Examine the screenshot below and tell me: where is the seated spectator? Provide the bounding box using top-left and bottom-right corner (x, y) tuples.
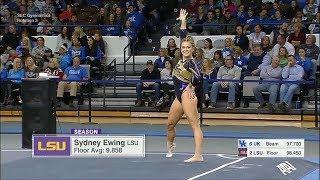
(212, 50), (223, 68)
(222, 0), (237, 16)
(221, 37), (234, 58)
(156, 60), (174, 107)
(36, 17), (53, 35)
(7, 58), (24, 105)
(223, 9), (238, 35)
(186, 0), (199, 15)
(244, 45), (271, 77)
(94, 30), (106, 56)
(296, 47), (313, 80)
(24, 56), (40, 78)
(86, 36), (103, 80)
(253, 56), (282, 112)
(57, 43), (72, 72)
(55, 27), (72, 53)
(299, 34), (320, 60)
(123, 20), (137, 42)
(16, 37), (32, 57)
(308, 12), (320, 34)
(126, 3), (144, 30)
(278, 47), (289, 68)
(194, 48), (204, 69)
(271, 34), (295, 57)
(202, 38), (215, 59)
(167, 38), (179, 59)
(44, 58), (63, 79)
(56, 56), (88, 107)
(202, 10), (220, 35)
(303, 0), (318, 21)
(202, 58), (218, 108)
(233, 46), (248, 69)
(278, 55), (304, 111)
(1, 24), (20, 50)
(135, 60), (161, 107)
(249, 25), (266, 51)
(72, 26), (88, 48)
(102, 14), (122, 36)
(234, 25), (249, 53)
(236, 4), (248, 25)
(42, 49), (54, 70)
(261, 36), (272, 54)
(288, 22), (306, 49)
(210, 55), (241, 109)
(27, 0), (40, 15)
(154, 48), (170, 70)
(31, 37), (50, 69)
(59, 4), (73, 22)
(270, 22), (289, 46)
(69, 37), (86, 63)
(114, 7), (126, 26)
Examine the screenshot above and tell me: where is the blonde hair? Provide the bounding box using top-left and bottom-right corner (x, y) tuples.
(181, 35), (195, 48)
(13, 58), (22, 70)
(73, 26), (85, 37)
(159, 48), (168, 57)
(49, 58), (60, 68)
(225, 37), (234, 48)
(22, 37), (32, 52)
(25, 56), (36, 70)
(202, 58), (213, 72)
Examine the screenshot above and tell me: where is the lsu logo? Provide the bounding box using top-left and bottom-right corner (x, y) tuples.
(37, 141), (67, 151)
(33, 136), (70, 157)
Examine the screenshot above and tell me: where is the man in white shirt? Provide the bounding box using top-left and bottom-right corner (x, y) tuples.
(270, 34), (295, 57)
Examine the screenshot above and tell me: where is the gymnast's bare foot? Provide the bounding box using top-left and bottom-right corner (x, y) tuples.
(166, 142), (176, 158)
(184, 155), (204, 163)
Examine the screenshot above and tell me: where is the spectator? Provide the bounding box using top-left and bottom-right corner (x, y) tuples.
(296, 47), (313, 80)
(261, 36), (272, 54)
(0, 9), (14, 25)
(303, 0), (318, 21)
(40, 0), (55, 15)
(126, 3), (144, 30)
(34, 0), (46, 10)
(135, 60), (161, 107)
(44, 57), (63, 79)
(31, 37), (50, 68)
(222, 0), (237, 16)
(57, 43), (72, 72)
(236, 4), (248, 25)
(223, 9), (238, 34)
(16, 37), (32, 57)
(69, 37), (86, 63)
(202, 10), (220, 35)
(24, 56), (40, 78)
(123, 20), (137, 42)
(308, 12), (320, 34)
(278, 55), (304, 111)
(7, 58), (24, 105)
(73, 26), (88, 48)
(246, 9), (270, 33)
(156, 59), (174, 107)
(212, 50), (223, 68)
(288, 22), (306, 49)
(202, 58), (218, 108)
(154, 48), (170, 70)
(244, 45), (271, 76)
(167, 38), (179, 59)
(59, 4), (73, 22)
(86, 36), (103, 80)
(27, 0), (40, 14)
(55, 26), (72, 53)
(221, 37), (234, 58)
(202, 38), (215, 59)
(278, 47), (289, 68)
(285, 0), (300, 19)
(56, 56), (88, 107)
(299, 34), (320, 60)
(186, 0), (199, 15)
(212, 8), (225, 34)
(234, 25), (249, 52)
(233, 46), (248, 69)
(114, 7), (126, 26)
(37, 17), (53, 35)
(253, 56), (282, 112)
(249, 24), (266, 51)
(209, 55), (241, 109)
(97, 7), (108, 24)
(53, 0), (66, 14)
(42, 48), (53, 69)
(1, 24), (21, 50)
(94, 30), (106, 56)
(270, 22), (289, 46)
(0, 61), (8, 104)
(271, 34), (295, 57)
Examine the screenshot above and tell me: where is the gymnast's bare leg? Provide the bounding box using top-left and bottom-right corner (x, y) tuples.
(181, 87), (203, 162)
(166, 98), (184, 157)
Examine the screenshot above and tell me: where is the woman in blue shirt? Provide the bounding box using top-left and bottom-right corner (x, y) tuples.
(296, 47), (313, 80)
(7, 58), (25, 105)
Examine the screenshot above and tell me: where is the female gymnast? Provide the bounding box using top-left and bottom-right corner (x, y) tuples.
(166, 9), (204, 163)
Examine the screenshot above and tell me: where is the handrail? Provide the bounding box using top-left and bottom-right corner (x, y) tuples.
(123, 39), (136, 82)
(103, 58), (117, 107)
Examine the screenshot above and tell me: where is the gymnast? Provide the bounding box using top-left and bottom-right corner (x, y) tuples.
(166, 9), (204, 163)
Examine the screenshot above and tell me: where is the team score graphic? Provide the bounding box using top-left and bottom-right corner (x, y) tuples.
(106, 147), (123, 153)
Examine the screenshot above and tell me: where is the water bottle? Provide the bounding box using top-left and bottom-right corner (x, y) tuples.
(295, 98), (302, 109)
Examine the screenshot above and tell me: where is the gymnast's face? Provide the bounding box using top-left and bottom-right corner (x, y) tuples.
(181, 41), (194, 60)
